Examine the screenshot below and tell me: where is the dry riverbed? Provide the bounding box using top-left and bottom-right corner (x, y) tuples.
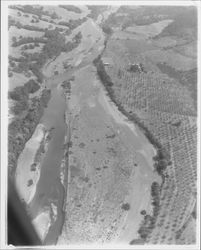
(58, 65), (160, 245)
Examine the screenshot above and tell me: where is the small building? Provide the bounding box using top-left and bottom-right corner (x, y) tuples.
(128, 63), (144, 73)
(102, 57), (113, 67)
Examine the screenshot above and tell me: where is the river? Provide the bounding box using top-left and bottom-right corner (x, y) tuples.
(15, 8), (160, 245)
(29, 16), (106, 244)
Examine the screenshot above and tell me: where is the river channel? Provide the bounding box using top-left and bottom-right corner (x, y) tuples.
(16, 10), (160, 245)
(29, 17), (106, 244)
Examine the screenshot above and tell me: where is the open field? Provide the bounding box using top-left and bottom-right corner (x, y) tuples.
(9, 71), (36, 90)
(143, 49), (196, 71)
(9, 26), (44, 45)
(126, 19), (173, 38)
(43, 5), (89, 21)
(58, 65), (160, 244)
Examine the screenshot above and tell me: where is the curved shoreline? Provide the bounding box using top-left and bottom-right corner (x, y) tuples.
(15, 124), (47, 204)
(95, 66), (161, 243)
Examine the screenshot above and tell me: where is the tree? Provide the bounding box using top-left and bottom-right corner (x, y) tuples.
(102, 25), (113, 35)
(140, 210), (147, 215)
(121, 203), (130, 211)
(12, 36), (17, 44)
(51, 11), (58, 19)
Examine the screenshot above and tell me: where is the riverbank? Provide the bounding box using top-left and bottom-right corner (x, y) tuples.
(96, 66), (161, 243)
(55, 11), (162, 244)
(93, 55), (171, 174)
(56, 60), (161, 244)
(98, 88), (138, 137)
(14, 15), (105, 245)
(93, 55), (165, 243)
(8, 88), (51, 179)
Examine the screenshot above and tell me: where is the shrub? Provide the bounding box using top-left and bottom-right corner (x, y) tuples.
(27, 179), (33, 186)
(130, 238), (145, 245)
(8, 71), (13, 77)
(59, 5), (82, 14)
(121, 203), (130, 211)
(30, 163), (36, 171)
(93, 56), (114, 88)
(9, 86), (28, 101)
(11, 99), (29, 115)
(140, 210), (147, 215)
(102, 25), (113, 35)
(24, 79), (40, 94)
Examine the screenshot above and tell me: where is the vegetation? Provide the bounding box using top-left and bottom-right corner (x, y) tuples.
(9, 5), (59, 19)
(153, 148), (171, 178)
(87, 6), (108, 20)
(140, 210), (146, 215)
(9, 4), (83, 83)
(12, 36), (47, 47)
(157, 63), (197, 109)
(8, 79), (40, 115)
(121, 203), (130, 211)
(101, 24), (113, 36)
(130, 238), (145, 245)
(156, 7), (197, 40)
(99, 5), (197, 43)
(9, 79), (40, 115)
(8, 89), (51, 178)
(8, 6), (84, 179)
(30, 163), (36, 171)
(61, 79), (71, 94)
(24, 79), (40, 93)
(27, 179), (33, 186)
(8, 5), (196, 244)
(93, 56), (113, 87)
(8, 17), (46, 32)
(10, 29), (82, 82)
(130, 182), (160, 244)
(58, 17), (87, 30)
(59, 5), (82, 14)
(43, 29), (66, 58)
(96, 20), (197, 242)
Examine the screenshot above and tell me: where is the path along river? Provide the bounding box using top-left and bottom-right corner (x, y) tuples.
(15, 11), (160, 245)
